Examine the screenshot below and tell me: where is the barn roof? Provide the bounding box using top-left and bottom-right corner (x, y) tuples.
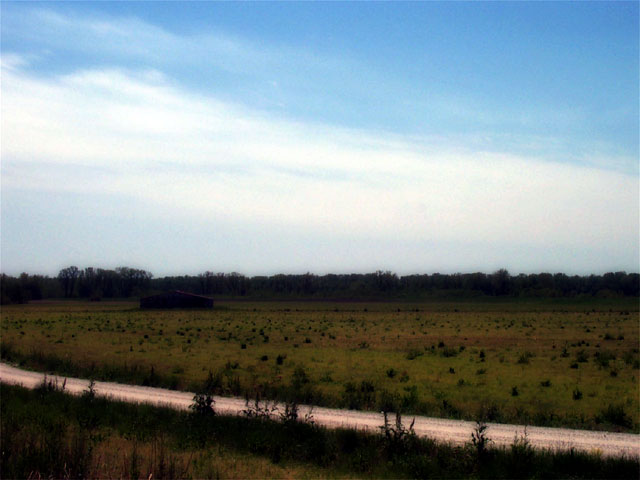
(141, 290), (213, 301)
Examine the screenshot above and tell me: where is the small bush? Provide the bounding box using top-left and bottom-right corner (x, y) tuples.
(471, 421), (491, 461)
(575, 349), (589, 363)
(517, 351), (534, 365)
(540, 380), (551, 387)
(509, 429), (534, 477)
(572, 389), (583, 400)
(594, 350), (616, 368)
(597, 404), (632, 428)
(343, 380), (376, 410)
(511, 386), (519, 397)
(441, 347), (458, 358)
(190, 393), (215, 416)
(406, 349), (423, 360)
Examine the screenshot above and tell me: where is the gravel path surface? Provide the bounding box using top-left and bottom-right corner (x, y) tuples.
(2, 363), (638, 458)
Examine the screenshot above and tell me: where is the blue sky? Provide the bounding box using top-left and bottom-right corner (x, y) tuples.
(1, 1), (638, 276)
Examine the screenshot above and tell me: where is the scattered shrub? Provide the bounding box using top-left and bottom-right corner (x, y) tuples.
(517, 351), (534, 364)
(190, 393), (215, 416)
(575, 350), (589, 363)
(342, 380), (376, 410)
(471, 421), (491, 461)
(406, 349), (423, 360)
(441, 347), (458, 358)
(594, 351), (616, 368)
(597, 404), (632, 428)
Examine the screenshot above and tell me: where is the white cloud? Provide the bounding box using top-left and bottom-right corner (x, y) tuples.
(2, 61), (638, 270)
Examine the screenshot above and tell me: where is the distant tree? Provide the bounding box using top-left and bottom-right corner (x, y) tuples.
(78, 267), (98, 298)
(58, 266), (79, 298)
(491, 269), (511, 296)
(375, 270), (399, 292)
(1, 274), (25, 304)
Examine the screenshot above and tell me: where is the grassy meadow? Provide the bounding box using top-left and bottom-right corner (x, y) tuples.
(1, 298), (638, 432)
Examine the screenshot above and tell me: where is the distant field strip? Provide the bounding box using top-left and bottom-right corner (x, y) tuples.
(2, 363), (638, 459)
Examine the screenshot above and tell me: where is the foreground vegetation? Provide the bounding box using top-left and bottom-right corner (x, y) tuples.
(2, 299), (638, 432)
(2, 383), (638, 479)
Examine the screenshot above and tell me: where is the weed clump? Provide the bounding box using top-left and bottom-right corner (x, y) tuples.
(406, 349), (423, 360)
(596, 404), (632, 429)
(517, 351), (534, 364)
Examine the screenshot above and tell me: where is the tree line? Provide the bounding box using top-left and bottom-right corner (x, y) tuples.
(1, 267), (638, 304)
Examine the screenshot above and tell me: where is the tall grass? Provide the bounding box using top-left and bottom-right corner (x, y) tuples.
(1, 383), (637, 479)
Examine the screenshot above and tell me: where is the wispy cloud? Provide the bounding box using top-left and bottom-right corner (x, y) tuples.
(8, 4), (636, 169)
(2, 61), (637, 254)
(1, 6), (637, 275)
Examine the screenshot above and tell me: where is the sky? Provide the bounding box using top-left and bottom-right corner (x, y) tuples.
(1, 1), (638, 277)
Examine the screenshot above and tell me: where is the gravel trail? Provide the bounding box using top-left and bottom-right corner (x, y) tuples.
(2, 363), (638, 458)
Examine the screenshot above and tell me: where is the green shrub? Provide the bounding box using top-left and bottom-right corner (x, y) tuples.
(517, 351), (534, 364)
(597, 404), (632, 429)
(406, 349), (423, 360)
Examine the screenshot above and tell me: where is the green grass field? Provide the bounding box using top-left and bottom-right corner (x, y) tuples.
(2, 298), (638, 431)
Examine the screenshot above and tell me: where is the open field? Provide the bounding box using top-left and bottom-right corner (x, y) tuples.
(2, 299), (638, 432)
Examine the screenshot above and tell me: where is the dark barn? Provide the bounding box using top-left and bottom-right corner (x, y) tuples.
(140, 290), (214, 309)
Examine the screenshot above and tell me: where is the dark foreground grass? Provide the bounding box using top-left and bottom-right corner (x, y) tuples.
(1, 383), (637, 479)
